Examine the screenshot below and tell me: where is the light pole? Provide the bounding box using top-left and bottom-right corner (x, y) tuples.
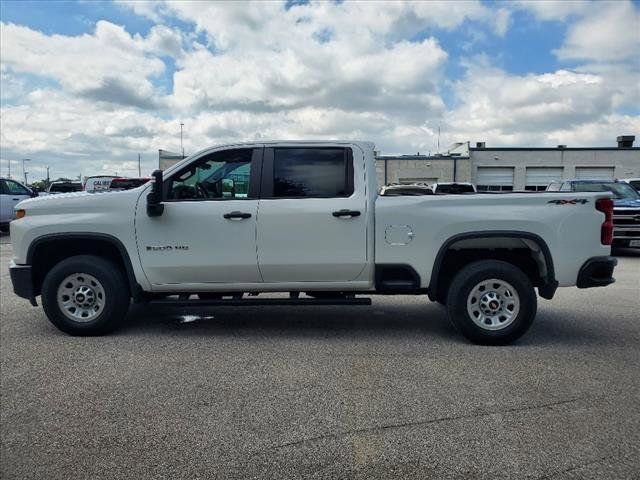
(180, 122), (184, 158)
(138, 153), (141, 177)
(22, 158), (31, 185)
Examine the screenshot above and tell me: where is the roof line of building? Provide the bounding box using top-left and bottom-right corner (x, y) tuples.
(377, 155), (470, 160)
(469, 147), (640, 151)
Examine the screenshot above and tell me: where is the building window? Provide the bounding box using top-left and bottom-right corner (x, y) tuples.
(524, 185), (548, 191)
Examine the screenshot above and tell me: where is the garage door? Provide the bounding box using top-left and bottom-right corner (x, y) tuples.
(476, 167), (514, 191)
(575, 167), (615, 180)
(525, 167), (563, 191)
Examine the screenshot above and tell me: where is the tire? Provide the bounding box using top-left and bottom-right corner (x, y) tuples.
(41, 255), (130, 335)
(446, 260), (537, 345)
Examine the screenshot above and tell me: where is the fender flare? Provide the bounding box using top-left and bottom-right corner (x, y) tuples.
(428, 231), (558, 300)
(27, 232), (143, 299)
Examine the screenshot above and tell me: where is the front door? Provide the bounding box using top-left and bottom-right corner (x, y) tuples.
(135, 147), (263, 287)
(256, 146), (368, 282)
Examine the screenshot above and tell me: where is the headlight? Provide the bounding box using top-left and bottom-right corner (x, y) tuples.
(15, 209), (26, 219)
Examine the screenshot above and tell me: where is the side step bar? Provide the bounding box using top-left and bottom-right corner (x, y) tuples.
(149, 297), (372, 307)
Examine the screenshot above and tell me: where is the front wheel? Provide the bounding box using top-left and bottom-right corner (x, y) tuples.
(41, 255), (130, 335)
(446, 260), (537, 345)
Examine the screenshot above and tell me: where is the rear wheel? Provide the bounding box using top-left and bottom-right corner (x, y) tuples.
(446, 260), (537, 345)
(41, 255), (130, 335)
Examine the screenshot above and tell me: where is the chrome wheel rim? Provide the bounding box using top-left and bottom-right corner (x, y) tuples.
(466, 278), (520, 330)
(57, 273), (105, 322)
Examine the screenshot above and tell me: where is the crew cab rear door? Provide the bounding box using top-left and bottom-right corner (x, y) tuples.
(256, 145), (368, 282)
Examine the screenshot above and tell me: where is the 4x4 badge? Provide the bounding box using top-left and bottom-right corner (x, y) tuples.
(547, 199), (589, 205)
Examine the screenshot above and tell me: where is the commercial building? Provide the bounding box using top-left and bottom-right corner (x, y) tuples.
(377, 136), (639, 190)
(158, 149), (186, 171)
(375, 142), (471, 187)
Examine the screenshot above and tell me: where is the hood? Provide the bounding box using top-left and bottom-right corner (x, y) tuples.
(15, 188), (142, 213)
(613, 198), (640, 209)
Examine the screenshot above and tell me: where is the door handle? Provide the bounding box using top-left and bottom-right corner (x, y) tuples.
(224, 211), (252, 220)
(12, 198), (20, 201)
(332, 209), (361, 218)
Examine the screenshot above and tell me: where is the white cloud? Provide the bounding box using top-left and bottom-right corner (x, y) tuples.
(0, 0), (638, 179)
(440, 63), (636, 147)
(554, 1), (640, 62)
(0, 21), (182, 108)
(512, 0), (590, 21)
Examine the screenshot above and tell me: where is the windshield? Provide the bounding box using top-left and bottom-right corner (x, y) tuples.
(573, 182), (640, 199)
(49, 183), (82, 193)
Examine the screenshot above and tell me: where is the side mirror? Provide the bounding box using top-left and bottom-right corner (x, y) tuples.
(147, 169), (165, 217)
(30, 189), (39, 197)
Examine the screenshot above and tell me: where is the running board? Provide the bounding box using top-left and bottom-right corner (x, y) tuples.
(149, 297), (372, 307)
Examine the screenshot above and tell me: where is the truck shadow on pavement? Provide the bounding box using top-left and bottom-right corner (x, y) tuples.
(121, 302), (461, 341)
(117, 301), (624, 348)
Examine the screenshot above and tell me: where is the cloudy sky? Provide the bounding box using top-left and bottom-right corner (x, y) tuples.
(1, 0), (639, 180)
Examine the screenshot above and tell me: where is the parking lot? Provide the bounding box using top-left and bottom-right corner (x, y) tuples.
(1, 232), (639, 479)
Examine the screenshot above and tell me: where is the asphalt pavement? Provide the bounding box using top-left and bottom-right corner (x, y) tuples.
(1, 232), (639, 479)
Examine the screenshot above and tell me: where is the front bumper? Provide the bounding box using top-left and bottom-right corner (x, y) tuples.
(9, 262), (37, 306)
(576, 256), (617, 289)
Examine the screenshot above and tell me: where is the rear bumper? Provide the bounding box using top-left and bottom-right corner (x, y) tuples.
(9, 262), (37, 306)
(576, 256), (617, 289)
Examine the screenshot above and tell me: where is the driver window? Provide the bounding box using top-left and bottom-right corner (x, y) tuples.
(168, 149), (253, 201)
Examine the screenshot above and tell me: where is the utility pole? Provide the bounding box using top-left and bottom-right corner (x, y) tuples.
(7, 159), (10, 178)
(22, 158), (31, 185)
(46, 166), (50, 184)
(180, 122), (184, 158)
(138, 153), (141, 177)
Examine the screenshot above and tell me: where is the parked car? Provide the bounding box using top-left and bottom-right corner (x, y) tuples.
(84, 176), (150, 193)
(620, 178), (640, 192)
(0, 178), (37, 231)
(10, 141), (617, 344)
(546, 179), (640, 248)
(84, 176), (117, 193)
(47, 181), (83, 194)
(379, 183), (433, 196)
(429, 182), (476, 194)
(108, 177), (150, 191)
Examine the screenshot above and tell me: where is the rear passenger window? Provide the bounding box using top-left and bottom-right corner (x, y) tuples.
(273, 148), (353, 198)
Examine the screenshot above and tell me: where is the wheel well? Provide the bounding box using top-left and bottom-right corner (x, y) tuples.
(29, 236), (132, 297)
(431, 235), (554, 302)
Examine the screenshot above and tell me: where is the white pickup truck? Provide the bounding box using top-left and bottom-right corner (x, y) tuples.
(9, 141), (617, 344)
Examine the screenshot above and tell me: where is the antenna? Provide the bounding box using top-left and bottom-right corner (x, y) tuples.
(180, 122), (185, 157)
